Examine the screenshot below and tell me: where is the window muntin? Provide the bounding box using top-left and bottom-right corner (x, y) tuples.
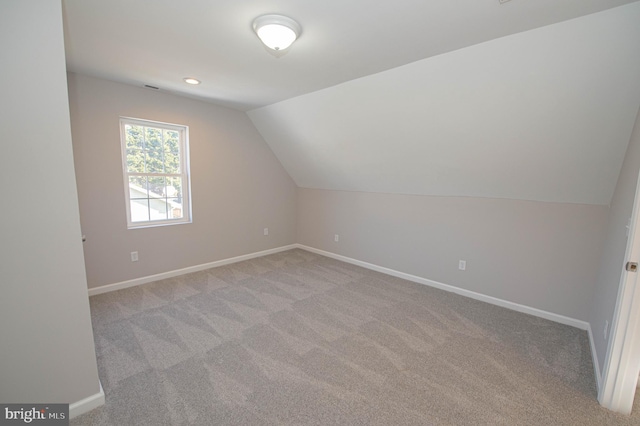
(120, 117), (191, 228)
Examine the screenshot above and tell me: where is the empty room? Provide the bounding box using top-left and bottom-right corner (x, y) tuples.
(3, 0), (640, 424)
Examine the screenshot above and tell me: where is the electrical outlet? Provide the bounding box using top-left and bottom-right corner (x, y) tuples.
(458, 260), (466, 271)
(131, 251), (138, 262)
(264, 228), (269, 236)
(604, 320), (609, 340)
(334, 234), (339, 242)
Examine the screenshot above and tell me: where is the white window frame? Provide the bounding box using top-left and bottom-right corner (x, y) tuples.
(119, 117), (192, 229)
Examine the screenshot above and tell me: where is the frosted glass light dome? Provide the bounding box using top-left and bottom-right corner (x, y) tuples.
(253, 15), (301, 51)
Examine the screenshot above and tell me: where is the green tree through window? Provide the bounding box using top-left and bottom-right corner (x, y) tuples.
(120, 117), (191, 228)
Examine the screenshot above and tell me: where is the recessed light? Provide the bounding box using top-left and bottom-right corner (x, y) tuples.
(183, 78), (201, 85)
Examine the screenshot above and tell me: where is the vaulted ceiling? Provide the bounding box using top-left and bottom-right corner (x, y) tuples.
(63, 0), (640, 205)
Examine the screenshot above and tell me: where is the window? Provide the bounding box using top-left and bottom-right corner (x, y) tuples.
(119, 117), (191, 228)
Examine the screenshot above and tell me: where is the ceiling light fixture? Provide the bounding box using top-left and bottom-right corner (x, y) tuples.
(252, 14), (301, 51)
(183, 77), (201, 85)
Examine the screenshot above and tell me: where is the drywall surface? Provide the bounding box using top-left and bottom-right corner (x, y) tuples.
(297, 188), (608, 321)
(68, 73), (297, 288)
(0, 0), (101, 404)
(590, 107), (640, 375)
(249, 3), (640, 205)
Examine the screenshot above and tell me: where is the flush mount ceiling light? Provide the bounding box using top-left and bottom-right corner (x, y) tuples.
(252, 14), (301, 51)
(183, 77), (200, 85)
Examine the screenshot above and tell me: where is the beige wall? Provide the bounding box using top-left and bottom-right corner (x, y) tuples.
(298, 189), (608, 321)
(0, 1), (101, 404)
(65, 44), (636, 379)
(589, 106), (640, 374)
(68, 73), (297, 288)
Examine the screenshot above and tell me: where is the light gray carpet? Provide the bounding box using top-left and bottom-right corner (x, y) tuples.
(72, 249), (640, 425)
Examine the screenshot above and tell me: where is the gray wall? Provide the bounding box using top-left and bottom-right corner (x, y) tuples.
(0, 1), (101, 404)
(68, 74), (297, 288)
(297, 189), (608, 321)
(589, 107), (640, 374)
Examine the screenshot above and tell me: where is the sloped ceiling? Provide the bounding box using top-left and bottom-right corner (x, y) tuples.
(63, 0), (638, 111)
(248, 3), (640, 205)
(63, 1), (640, 205)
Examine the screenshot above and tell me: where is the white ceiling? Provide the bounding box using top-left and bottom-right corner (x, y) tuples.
(63, 0), (638, 111)
(249, 3), (640, 204)
(63, 0), (640, 205)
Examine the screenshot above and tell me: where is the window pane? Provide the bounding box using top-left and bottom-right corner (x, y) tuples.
(164, 149), (180, 174)
(148, 176), (166, 197)
(149, 197), (168, 220)
(170, 198), (183, 219)
(164, 129), (179, 150)
(164, 130), (181, 173)
(129, 176), (148, 198)
(145, 127), (163, 151)
(166, 176), (181, 198)
(130, 199), (150, 222)
(145, 149), (165, 173)
(126, 149), (145, 173)
(125, 125), (144, 149)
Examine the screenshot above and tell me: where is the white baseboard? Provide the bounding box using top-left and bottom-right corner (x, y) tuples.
(69, 381), (104, 419)
(87, 242), (595, 377)
(88, 244), (298, 296)
(89, 242), (588, 331)
(86, 243), (600, 396)
(296, 244), (589, 331)
(587, 324), (602, 392)
(298, 244), (605, 394)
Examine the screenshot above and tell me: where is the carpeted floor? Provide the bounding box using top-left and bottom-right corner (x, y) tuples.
(72, 249), (640, 425)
